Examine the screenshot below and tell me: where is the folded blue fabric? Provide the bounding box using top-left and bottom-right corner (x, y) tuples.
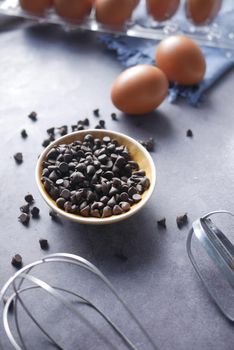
(99, 3), (234, 106)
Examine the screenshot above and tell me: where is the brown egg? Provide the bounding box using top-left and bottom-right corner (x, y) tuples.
(146, 0), (180, 21)
(111, 65), (168, 115)
(156, 35), (206, 85)
(54, 0), (93, 22)
(185, 0), (222, 25)
(20, 0), (52, 15)
(95, 0), (138, 27)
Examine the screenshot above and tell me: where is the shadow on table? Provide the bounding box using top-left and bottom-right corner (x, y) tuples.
(61, 203), (163, 274)
(120, 110), (174, 139)
(23, 23), (104, 52)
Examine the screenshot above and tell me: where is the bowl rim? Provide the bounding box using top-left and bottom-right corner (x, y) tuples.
(35, 129), (156, 225)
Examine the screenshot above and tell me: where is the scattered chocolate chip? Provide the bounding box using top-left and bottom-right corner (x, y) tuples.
(47, 127), (55, 136)
(83, 118), (90, 126)
(93, 109), (100, 117)
(59, 125), (68, 136)
(49, 210), (58, 220)
(31, 206), (40, 218)
(14, 152), (23, 164)
(186, 129), (193, 137)
(95, 124), (102, 129)
(28, 111), (37, 121)
(11, 254), (22, 268)
(176, 213), (188, 229)
(139, 137), (155, 152)
(21, 129), (28, 139)
(157, 217), (166, 228)
(42, 139), (51, 148)
(39, 239), (49, 250)
(20, 203), (30, 214)
(114, 252), (128, 262)
(99, 120), (105, 128)
(111, 113), (117, 121)
(24, 194), (34, 204)
(18, 213), (30, 225)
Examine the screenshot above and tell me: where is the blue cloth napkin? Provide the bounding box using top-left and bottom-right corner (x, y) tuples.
(99, 2), (234, 106)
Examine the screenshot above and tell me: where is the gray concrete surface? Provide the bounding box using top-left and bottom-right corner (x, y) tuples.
(0, 19), (234, 350)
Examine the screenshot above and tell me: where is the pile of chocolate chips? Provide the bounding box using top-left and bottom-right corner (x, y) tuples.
(41, 134), (150, 218)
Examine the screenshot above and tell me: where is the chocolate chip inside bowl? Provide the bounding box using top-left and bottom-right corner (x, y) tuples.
(41, 134), (151, 219)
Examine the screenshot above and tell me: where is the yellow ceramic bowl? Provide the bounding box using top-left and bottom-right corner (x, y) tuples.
(36, 129), (156, 225)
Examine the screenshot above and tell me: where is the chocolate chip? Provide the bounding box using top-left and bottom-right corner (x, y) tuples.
(99, 120), (105, 128)
(11, 254), (22, 268)
(139, 137), (155, 152)
(47, 148), (59, 160)
(98, 154), (108, 164)
(59, 162), (69, 174)
(71, 171), (85, 183)
(176, 213), (188, 229)
(21, 129), (28, 138)
(18, 213), (30, 225)
(64, 201), (72, 212)
(119, 192), (129, 202)
(107, 196), (116, 207)
(28, 111), (37, 121)
(49, 210), (58, 220)
(128, 187), (137, 197)
(14, 152), (23, 164)
(119, 202), (130, 212)
(157, 218), (166, 228)
(111, 113), (117, 121)
(102, 206), (112, 218)
(83, 118), (90, 126)
(186, 129), (193, 137)
(47, 127), (55, 135)
(93, 109), (100, 117)
(132, 194), (142, 203)
(31, 207), (40, 218)
(115, 156), (125, 169)
(113, 205), (123, 215)
(24, 194), (34, 204)
(20, 203), (30, 214)
(39, 239), (49, 250)
(59, 125), (68, 136)
(56, 197), (66, 209)
(91, 209), (101, 217)
(42, 139), (51, 148)
(80, 205), (90, 217)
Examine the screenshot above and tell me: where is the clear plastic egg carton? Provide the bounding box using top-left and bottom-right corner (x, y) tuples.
(0, 0), (233, 51)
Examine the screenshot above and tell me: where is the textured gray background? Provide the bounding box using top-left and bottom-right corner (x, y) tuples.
(0, 17), (234, 350)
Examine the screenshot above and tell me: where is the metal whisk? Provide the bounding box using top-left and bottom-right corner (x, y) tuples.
(0, 253), (158, 350)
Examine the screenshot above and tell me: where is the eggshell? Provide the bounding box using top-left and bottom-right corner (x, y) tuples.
(185, 0), (222, 25)
(111, 65), (168, 115)
(54, 0), (93, 22)
(19, 0), (52, 15)
(95, 0), (138, 26)
(156, 35), (206, 85)
(146, 0), (180, 21)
